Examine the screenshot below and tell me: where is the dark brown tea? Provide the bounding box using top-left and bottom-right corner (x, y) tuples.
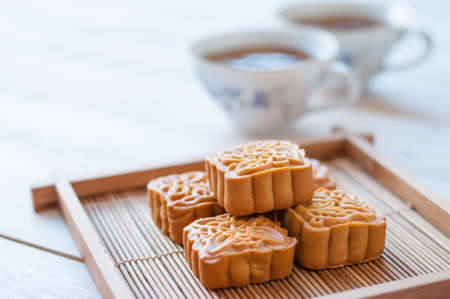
(206, 47), (310, 70)
(297, 15), (382, 31)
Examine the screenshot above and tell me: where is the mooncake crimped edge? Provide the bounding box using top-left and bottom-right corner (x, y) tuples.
(182, 217), (297, 289)
(147, 173), (224, 244)
(283, 208), (386, 270)
(205, 159), (314, 216)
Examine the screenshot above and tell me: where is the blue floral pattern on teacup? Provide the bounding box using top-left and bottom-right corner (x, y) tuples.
(198, 75), (242, 102)
(198, 74), (307, 127)
(199, 75), (286, 112)
(250, 91), (270, 109)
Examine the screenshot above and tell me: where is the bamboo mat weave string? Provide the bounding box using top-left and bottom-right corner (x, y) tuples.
(380, 202), (413, 218)
(114, 250), (185, 267)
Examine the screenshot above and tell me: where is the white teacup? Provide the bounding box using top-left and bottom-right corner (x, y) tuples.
(192, 29), (360, 135)
(280, 2), (433, 83)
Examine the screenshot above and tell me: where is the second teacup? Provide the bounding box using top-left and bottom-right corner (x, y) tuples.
(280, 2), (432, 83)
(191, 29), (360, 135)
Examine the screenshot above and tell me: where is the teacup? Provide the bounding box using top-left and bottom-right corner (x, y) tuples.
(191, 29), (360, 135)
(280, 2), (432, 83)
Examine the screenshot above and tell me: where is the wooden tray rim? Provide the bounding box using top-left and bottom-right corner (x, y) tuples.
(31, 133), (450, 299)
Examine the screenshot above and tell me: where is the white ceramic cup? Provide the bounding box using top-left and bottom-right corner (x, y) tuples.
(279, 2), (433, 83)
(191, 29), (360, 135)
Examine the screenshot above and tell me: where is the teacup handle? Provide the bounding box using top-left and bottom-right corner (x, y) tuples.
(306, 62), (360, 112)
(381, 29), (433, 72)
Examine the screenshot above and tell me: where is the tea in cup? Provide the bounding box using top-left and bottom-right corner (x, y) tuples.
(191, 29), (360, 135)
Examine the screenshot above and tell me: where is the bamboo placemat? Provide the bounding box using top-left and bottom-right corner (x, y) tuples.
(80, 158), (449, 299)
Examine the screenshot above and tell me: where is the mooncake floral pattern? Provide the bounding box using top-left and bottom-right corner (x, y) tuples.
(297, 187), (376, 227)
(211, 140), (307, 176)
(147, 171), (224, 244)
(184, 214), (297, 288)
(206, 140), (314, 215)
(148, 171), (215, 208)
(185, 214), (292, 258)
(284, 187), (386, 269)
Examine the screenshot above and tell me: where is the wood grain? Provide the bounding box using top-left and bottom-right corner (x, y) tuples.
(54, 178), (134, 298)
(0, 238), (99, 299)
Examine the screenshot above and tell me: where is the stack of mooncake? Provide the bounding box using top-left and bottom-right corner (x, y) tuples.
(147, 140), (386, 289)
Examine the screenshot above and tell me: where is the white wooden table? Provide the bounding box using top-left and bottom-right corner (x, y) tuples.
(1, 0), (448, 297)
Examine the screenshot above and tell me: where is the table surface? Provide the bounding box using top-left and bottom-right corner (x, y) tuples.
(1, 0), (449, 297)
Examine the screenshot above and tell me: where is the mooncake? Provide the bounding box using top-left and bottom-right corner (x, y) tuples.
(283, 187), (386, 269)
(183, 214), (297, 289)
(206, 140), (314, 215)
(147, 171), (224, 244)
(311, 158), (336, 189)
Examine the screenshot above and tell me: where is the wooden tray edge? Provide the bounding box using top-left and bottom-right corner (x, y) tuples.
(320, 270), (450, 299)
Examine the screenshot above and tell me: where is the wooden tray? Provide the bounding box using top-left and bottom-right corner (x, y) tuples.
(31, 133), (450, 299)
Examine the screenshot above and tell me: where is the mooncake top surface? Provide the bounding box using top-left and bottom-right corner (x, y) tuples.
(295, 187), (378, 227)
(147, 171), (215, 207)
(207, 140), (308, 177)
(185, 214), (296, 259)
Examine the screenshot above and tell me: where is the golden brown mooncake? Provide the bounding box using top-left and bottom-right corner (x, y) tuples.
(183, 214), (297, 289)
(311, 158), (336, 190)
(147, 171), (224, 244)
(283, 187), (386, 270)
(206, 140), (314, 215)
